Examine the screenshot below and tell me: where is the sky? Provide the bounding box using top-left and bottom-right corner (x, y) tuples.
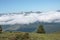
(0, 0), (60, 13)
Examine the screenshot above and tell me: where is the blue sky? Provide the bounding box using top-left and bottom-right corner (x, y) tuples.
(0, 0), (60, 13)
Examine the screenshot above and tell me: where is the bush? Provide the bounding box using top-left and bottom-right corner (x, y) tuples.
(10, 33), (30, 40)
(21, 33), (30, 40)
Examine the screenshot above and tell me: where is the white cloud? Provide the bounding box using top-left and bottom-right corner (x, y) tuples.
(0, 11), (60, 25)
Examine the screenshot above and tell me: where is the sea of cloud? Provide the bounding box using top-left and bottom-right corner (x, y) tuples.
(0, 11), (60, 25)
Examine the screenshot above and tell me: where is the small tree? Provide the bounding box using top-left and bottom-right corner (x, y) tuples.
(36, 24), (45, 33)
(0, 25), (2, 33)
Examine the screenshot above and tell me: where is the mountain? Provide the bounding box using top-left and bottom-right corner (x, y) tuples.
(1, 22), (60, 33)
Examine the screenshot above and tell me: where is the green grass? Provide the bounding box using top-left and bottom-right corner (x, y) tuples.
(0, 32), (60, 40)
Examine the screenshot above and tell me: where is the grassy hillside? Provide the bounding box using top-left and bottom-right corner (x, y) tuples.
(0, 32), (60, 40)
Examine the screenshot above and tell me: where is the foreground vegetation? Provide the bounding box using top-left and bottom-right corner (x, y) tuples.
(0, 32), (60, 40)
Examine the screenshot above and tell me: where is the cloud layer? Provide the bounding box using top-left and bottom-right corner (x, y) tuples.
(0, 11), (60, 25)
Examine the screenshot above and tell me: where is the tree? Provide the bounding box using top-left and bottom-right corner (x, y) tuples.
(0, 25), (2, 33)
(36, 24), (45, 33)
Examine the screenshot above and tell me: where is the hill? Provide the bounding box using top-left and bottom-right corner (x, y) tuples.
(0, 32), (60, 40)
